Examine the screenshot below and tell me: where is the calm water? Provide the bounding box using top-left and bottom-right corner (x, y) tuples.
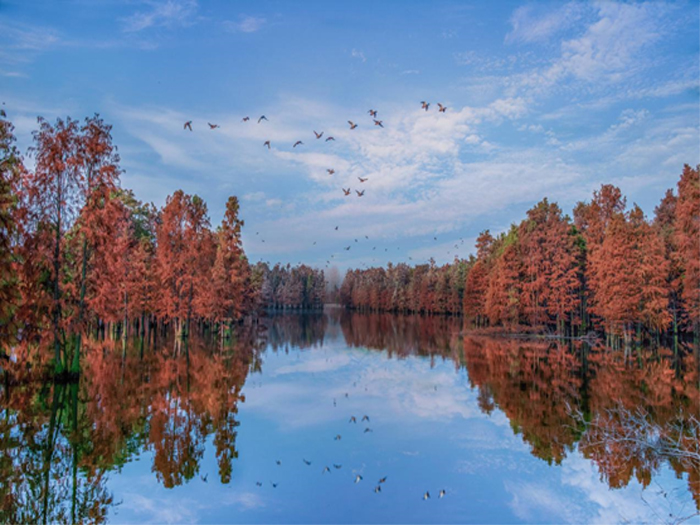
(1, 310), (698, 524)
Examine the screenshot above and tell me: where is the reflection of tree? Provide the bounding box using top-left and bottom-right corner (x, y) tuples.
(1, 325), (260, 519)
(263, 311), (328, 352)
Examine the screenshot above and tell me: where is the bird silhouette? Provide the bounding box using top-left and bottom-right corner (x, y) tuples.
(335, 226), (339, 230)
(264, 140), (271, 149)
(354, 475), (363, 483)
(242, 116), (250, 122)
(439, 489), (446, 498)
(256, 481), (263, 487)
(437, 103), (447, 113)
(272, 482), (278, 488)
(333, 464), (342, 469)
(314, 130), (324, 139)
(258, 115), (268, 123)
(379, 476), (387, 484)
(293, 140), (303, 148)
(334, 434), (342, 440)
(364, 427), (372, 433)
(207, 123), (219, 129)
(345, 246), (351, 251)
(327, 168), (335, 175)
(303, 459), (312, 465)
(348, 121), (358, 130)
(423, 491), (430, 500)
(349, 416), (357, 423)
(201, 473), (208, 482)
(421, 101), (430, 111)
(374, 485), (382, 493)
(325, 136), (335, 141)
(184, 121), (193, 131)
(276, 460), (281, 465)
(356, 190), (365, 197)
(362, 415), (370, 422)
(373, 119), (384, 128)
(343, 188), (351, 196)
(323, 466), (331, 473)
(358, 177), (368, 183)
(368, 109), (378, 117)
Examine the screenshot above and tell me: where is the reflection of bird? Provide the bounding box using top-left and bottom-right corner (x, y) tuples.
(208, 122), (219, 129)
(374, 485), (382, 493)
(439, 489), (446, 498)
(201, 474), (208, 482)
(349, 416), (357, 423)
(356, 190), (365, 197)
(326, 136), (335, 141)
(256, 481), (262, 487)
(184, 121), (193, 131)
(373, 119), (383, 128)
(242, 116), (250, 122)
(314, 130), (324, 139)
(348, 121), (358, 129)
(437, 103), (447, 113)
(354, 475), (363, 483)
(343, 188), (351, 196)
(362, 415), (370, 422)
(293, 141), (303, 148)
(264, 140), (271, 149)
(303, 459), (312, 465)
(423, 491), (430, 500)
(258, 115), (268, 123)
(379, 476), (387, 484)
(327, 168), (335, 175)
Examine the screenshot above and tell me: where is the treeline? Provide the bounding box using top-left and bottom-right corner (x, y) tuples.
(0, 114), (259, 373)
(340, 166), (700, 345)
(255, 262), (325, 310)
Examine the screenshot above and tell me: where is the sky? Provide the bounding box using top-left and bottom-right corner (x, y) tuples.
(0, 0), (698, 271)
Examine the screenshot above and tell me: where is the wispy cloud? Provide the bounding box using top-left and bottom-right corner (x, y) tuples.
(506, 3), (584, 44)
(224, 15), (266, 33)
(351, 49), (366, 63)
(121, 0), (199, 33)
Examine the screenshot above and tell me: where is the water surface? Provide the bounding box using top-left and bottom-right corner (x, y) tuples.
(2, 311), (698, 523)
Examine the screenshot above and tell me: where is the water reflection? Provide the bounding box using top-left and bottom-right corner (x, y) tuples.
(1, 312), (698, 523)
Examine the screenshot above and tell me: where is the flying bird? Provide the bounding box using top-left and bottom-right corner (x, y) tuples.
(258, 115), (268, 123)
(437, 103), (447, 113)
(358, 177), (368, 183)
(314, 130), (324, 139)
(368, 109), (377, 117)
(423, 491), (430, 500)
(334, 434), (342, 441)
(354, 475), (363, 483)
(349, 416), (357, 423)
(439, 489), (446, 498)
(325, 136), (335, 141)
(323, 466), (331, 473)
(335, 226), (339, 230)
(303, 459), (312, 465)
(327, 168), (335, 175)
(276, 460), (281, 465)
(293, 141), (303, 148)
(362, 415), (370, 422)
(348, 121), (358, 129)
(345, 246), (351, 251)
(242, 116), (250, 122)
(356, 190), (365, 197)
(264, 140), (271, 149)
(364, 427), (372, 433)
(272, 482), (278, 488)
(379, 476), (387, 484)
(343, 188), (351, 196)
(333, 464), (342, 469)
(374, 486), (382, 493)
(256, 481), (262, 487)
(373, 119), (384, 128)
(184, 121), (193, 131)
(421, 101), (430, 111)
(207, 123), (219, 129)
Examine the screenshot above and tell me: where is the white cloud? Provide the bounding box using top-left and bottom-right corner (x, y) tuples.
(351, 49), (366, 63)
(506, 3), (585, 44)
(224, 15), (266, 33)
(121, 0), (199, 33)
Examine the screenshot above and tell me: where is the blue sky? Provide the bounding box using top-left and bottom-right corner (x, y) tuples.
(1, 0), (698, 270)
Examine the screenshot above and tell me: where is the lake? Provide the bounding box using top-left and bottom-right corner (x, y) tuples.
(1, 310), (698, 524)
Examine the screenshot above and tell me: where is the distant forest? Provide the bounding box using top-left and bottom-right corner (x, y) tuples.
(340, 165), (699, 345)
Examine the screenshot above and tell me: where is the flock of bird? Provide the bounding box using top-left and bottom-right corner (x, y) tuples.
(183, 101), (448, 201)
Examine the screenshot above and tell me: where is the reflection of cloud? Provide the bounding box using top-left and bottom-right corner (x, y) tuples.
(272, 354), (351, 376)
(124, 492), (200, 523)
(221, 491), (265, 510)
